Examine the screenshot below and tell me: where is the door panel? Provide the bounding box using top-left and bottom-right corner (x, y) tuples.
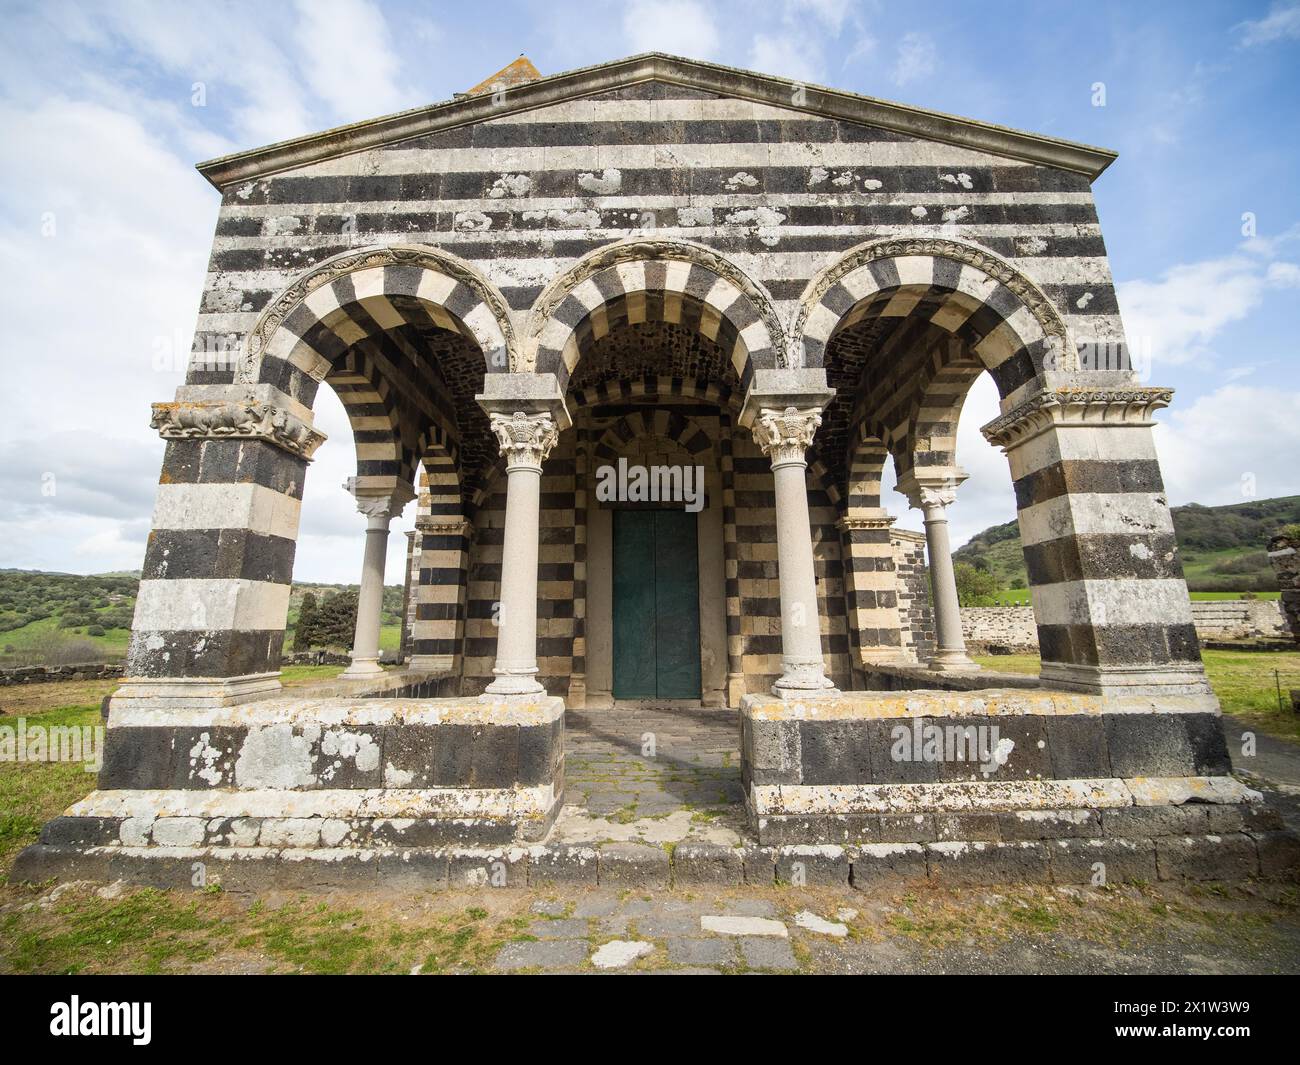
(612, 510), (657, 699)
(612, 508), (702, 700)
(652, 510), (701, 698)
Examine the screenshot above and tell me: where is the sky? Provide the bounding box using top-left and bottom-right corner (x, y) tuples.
(1, 0), (1297, 584)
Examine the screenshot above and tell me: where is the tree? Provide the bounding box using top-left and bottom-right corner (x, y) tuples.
(954, 561), (1001, 607)
(294, 592), (320, 650)
(296, 590), (357, 650)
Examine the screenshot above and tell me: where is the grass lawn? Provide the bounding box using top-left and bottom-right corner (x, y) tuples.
(974, 650), (1300, 740)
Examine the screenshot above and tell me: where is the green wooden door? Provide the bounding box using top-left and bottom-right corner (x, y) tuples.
(612, 509), (701, 700)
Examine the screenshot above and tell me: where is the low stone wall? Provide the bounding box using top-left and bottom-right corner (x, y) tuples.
(961, 600), (1287, 653)
(0, 663), (124, 686)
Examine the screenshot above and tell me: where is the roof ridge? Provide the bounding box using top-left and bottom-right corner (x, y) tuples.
(196, 52), (1116, 188)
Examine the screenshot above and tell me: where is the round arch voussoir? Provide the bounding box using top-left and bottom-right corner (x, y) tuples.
(238, 243), (519, 384)
(793, 236), (1075, 374)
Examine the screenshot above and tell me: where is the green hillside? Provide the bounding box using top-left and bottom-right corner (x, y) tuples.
(0, 570), (406, 667)
(955, 494), (1299, 601)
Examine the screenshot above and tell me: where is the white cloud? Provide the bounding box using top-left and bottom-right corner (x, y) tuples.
(1155, 385), (1300, 506)
(1116, 240), (1300, 375)
(293, 0), (414, 122)
(1236, 3), (1300, 47)
(891, 32), (936, 87)
(622, 0), (721, 59)
(748, 33), (826, 84)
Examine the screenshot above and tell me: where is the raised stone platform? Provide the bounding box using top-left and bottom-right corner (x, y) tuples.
(13, 697), (1300, 890)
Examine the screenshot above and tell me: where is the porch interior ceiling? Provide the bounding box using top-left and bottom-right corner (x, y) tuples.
(326, 309), (493, 510)
(567, 319), (741, 399)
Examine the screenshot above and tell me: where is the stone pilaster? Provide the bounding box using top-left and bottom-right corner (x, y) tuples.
(838, 512), (906, 670)
(117, 386), (325, 709)
(982, 386), (1209, 695)
(409, 517), (475, 673)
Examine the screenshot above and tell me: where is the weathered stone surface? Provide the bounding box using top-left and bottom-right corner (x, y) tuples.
(851, 843), (928, 888)
(925, 841), (1052, 885)
(528, 843), (599, 886)
(1250, 831), (1300, 879)
(774, 845), (851, 886)
(672, 842), (743, 885)
(598, 843), (669, 888)
(1155, 834), (1259, 881)
(1049, 837), (1157, 885)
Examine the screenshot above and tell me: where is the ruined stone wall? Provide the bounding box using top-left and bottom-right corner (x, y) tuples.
(960, 600), (1288, 653)
(891, 529), (933, 662)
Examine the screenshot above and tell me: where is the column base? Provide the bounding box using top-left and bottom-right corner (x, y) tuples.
(1040, 661), (1213, 697)
(927, 649), (981, 672)
(772, 660), (838, 699)
(109, 673), (282, 712)
(340, 657), (384, 679)
(567, 674), (587, 709)
(484, 667), (546, 697)
(726, 672), (747, 709)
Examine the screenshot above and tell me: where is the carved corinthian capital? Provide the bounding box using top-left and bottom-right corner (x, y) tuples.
(490, 410), (559, 470)
(150, 397), (326, 460)
(752, 406), (822, 466)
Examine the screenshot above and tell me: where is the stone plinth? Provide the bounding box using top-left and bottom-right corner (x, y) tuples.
(736, 689), (1300, 883)
(1267, 533), (1300, 646)
(12, 693), (566, 887)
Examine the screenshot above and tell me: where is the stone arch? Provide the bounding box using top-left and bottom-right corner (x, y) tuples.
(568, 375), (741, 415)
(592, 409), (717, 469)
(793, 236), (1074, 395)
(524, 238), (784, 392)
(236, 243), (519, 393)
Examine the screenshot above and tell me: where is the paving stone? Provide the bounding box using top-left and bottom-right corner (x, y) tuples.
(590, 940), (654, 969)
(667, 937), (736, 967)
(571, 894), (621, 918)
(530, 899), (568, 917)
(527, 918), (591, 939)
(701, 915), (788, 937)
(793, 911), (848, 937)
(635, 914), (702, 937)
(492, 939), (589, 971)
(739, 937), (799, 971)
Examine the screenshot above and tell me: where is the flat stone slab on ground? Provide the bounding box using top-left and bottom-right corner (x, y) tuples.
(590, 940), (654, 969)
(701, 914), (788, 937)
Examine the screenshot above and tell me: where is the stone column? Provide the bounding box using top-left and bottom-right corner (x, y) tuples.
(341, 479), (415, 679)
(753, 406), (837, 697)
(897, 471), (978, 672)
(484, 410), (560, 696)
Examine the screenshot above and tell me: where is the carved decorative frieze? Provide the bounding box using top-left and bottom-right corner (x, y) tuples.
(238, 244), (518, 382)
(490, 410), (559, 470)
(980, 387), (1174, 450)
(150, 397), (326, 459)
(837, 515), (896, 532)
(792, 236), (1073, 370)
(753, 406), (822, 466)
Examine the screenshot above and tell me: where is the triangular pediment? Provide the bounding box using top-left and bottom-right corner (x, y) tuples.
(197, 53), (1115, 188)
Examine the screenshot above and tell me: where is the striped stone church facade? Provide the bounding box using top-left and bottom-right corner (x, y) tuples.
(20, 54), (1288, 889)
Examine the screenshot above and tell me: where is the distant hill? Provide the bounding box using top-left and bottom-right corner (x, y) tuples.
(955, 494), (1300, 594)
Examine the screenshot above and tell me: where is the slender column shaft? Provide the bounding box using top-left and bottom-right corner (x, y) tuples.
(345, 516), (391, 674)
(485, 411), (558, 697)
(921, 501), (970, 661)
(754, 406), (836, 696)
(342, 480), (414, 680)
(898, 476), (977, 672)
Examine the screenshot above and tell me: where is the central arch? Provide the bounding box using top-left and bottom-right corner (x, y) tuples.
(523, 237), (785, 393)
